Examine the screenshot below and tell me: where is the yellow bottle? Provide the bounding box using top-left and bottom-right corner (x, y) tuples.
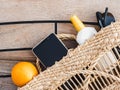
(70, 15), (97, 44)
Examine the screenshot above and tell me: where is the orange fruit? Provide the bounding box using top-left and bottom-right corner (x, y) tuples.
(11, 62), (38, 87)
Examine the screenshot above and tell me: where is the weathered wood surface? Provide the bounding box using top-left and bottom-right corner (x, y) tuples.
(0, 77), (17, 90)
(0, 0), (119, 22)
(0, 50), (35, 61)
(0, 0), (120, 89)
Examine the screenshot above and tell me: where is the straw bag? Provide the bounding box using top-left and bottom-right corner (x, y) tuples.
(18, 21), (120, 90)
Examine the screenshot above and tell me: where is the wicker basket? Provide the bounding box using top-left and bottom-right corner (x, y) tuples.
(18, 21), (120, 90)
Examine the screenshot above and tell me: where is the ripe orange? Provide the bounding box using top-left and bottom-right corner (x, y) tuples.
(11, 62), (38, 87)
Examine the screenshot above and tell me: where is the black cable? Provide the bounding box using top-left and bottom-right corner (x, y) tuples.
(0, 75), (11, 78)
(0, 20), (98, 25)
(0, 48), (32, 52)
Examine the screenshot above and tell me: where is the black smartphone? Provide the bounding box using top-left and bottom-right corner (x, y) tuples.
(32, 33), (68, 70)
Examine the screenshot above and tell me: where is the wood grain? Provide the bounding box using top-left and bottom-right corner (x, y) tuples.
(0, 0), (120, 90)
(0, 24), (54, 49)
(0, 0), (119, 22)
(0, 77), (17, 90)
(0, 60), (35, 75)
(0, 60), (19, 74)
(0, 50), (35, 61)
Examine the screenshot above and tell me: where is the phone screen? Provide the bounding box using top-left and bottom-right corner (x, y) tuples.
(32, 33), (68, 69)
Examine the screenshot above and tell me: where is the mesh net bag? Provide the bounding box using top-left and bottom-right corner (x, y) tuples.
(18, 21), (120, 90)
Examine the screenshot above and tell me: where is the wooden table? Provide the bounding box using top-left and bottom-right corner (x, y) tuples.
(0, 0), (120, 89)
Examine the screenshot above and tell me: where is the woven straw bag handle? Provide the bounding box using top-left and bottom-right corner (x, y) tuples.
(36, 33), (76, 72)
(57, 33), (76, 41)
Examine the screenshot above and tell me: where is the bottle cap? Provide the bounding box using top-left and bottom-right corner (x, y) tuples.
(70, 15), (85, 32)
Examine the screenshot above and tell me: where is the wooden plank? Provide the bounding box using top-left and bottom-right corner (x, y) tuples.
(0, 60), (36, 74)
(0, 0), (119, 22)
(0, 60), (19, 74)
(0, 24), (28, 34)
(58, 23), (77, 35)
(0, 23), (54, 49)
(0, 50), (35, 61)
(0, 77), (17, 90)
